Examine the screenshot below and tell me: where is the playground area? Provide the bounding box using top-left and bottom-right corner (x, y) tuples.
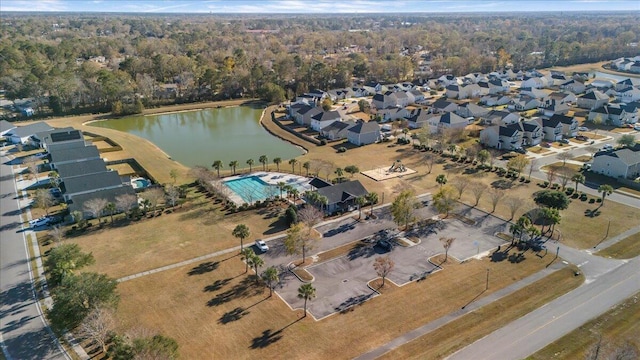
(361, 160), (416, 181)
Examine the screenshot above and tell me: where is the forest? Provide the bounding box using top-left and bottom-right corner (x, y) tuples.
(1, 12), (638, 117)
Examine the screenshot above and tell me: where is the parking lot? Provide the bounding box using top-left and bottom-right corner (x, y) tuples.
(269, 201), (509, 319)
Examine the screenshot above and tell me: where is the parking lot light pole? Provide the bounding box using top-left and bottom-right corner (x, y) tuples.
(485, 268), (490, 290)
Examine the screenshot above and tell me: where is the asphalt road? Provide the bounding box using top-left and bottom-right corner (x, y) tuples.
(0, 150), (68, 360)
(447, 256), (640, 360)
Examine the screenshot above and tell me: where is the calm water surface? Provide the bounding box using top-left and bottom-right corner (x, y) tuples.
(90, 106), (304, 168)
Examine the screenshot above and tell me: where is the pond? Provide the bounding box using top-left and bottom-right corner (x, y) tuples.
(591, 71), (637, 82)
(90, 105), (305, 168)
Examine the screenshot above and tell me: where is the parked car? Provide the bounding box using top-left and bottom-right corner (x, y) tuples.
(634, 125), (640, 131)
(377, 239), (394, 252)
(542, 142), (552, 148)
(255, 239), (269, 252)
(514, 148), (527, 154)
(559, 138), (570, 144)
(49, 188), (62, 197)
(575, 135), (588, 141)
(29, 216), (50, 228)
(34, 152), (48, 159)
(578, 126), (589, 131)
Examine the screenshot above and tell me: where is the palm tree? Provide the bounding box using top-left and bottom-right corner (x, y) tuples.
(448, 144), (457, 156)
(509, 223), (522, 245)
(229, 160), (239, 175)
(277, 182), (286, 198)
(436, 174), (447, 188)
(212, 160), (223, 177)
(356, 196), (366, 219)
(303, 161), (311, 176)
(248, 254), (264, 284)
(288, 158), (298, 173)
(297, 283), (316, 318)
(598, 184), (613, 205)
(232, 224), (250, 251)
(289, 188), (300, 202)
(572, 173), (585, 193)
(334, 167), (344, 182)
(262, 266), (279, 297)
(365, 192), (378, 215)
(273, 157), (282, 171)
(259, 155), (268, 171)
(105, 202), (116, 224)
(317, 195), (328, 214)
(515, 216), (531, 243)
(241, 248), (254, 273)
(246, 158), (254, 173)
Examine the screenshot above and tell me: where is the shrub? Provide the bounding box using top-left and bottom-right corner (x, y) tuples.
(520, 176), (526, 182)
(572, 193), (580, 199)
(543, 181), (549, 188)
(337, 147), (347, 153)
(525, 179), (531, 183)
(565, 188), (574, 195)
(320, 139), (327, 145)
(589, 198), (595, 203)
(596, 198), (602, 203)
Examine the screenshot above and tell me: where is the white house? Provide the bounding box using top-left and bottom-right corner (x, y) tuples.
(616, 87), (640, 103)
(591, 146), (640, 179)
(509, 95), (540, 111)
(406, 108), (434, 129)
(372, 92), (398, 109)
(394, 91), (410, 107)
(577, 90), (609, 110)
(407, 89), (426, 104)
(377, 107), (408, 122)
(431, 99), (458, 113)
(320, 120), (356, 140)
(550, 114), (579, 138)
(560, 79), (586, 94)
(520, 119), (543, 146)
(480, 94), (511, 107)
(588, 105), (634, 127)
(433, 112), (468, 132)
(480, 124), (523, 150)
(347, 121), (380, 146)
(481, 110), (520, 126)
(5, 122), (54, 145)
(310, 111), (341, 131)
(538, 99), (570, 117)
(456, 102), (490, 119)
(521, 76), (550, 89)
(539, 117), (563, 141)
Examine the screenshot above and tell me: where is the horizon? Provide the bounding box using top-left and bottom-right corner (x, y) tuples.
(1, 0), (639, 14)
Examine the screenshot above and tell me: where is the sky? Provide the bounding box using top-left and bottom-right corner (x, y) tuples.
(1, 0), (639, 13)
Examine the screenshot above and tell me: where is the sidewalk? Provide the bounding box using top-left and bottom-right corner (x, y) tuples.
(590, 223), (640, 251)
(353, 262), (566, 360)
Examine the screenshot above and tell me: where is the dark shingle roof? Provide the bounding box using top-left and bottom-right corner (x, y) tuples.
(499, 125), (519, 137)
(348, 121), (379, 135)
(55, 158), (108, 179)
(316, 180), (368, 205)
(62, 170), (123, 195)
(50, 145), (100, 164)
(7, 122), (53, 138)
(309, 177), (332, 189)
(0, 120), (16, 133)
(68, 186), (136, 215)
(311, 110), (340, 122)
(549, 114), (576, 125)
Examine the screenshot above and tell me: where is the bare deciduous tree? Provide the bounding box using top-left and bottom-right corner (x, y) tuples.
(450, 178), (469, 199)
(141, 188), (164, 213)
(557, 167), (573, 190)
(440, 237), (455, 262)
(557, 151), (574, 166)
(34, 188), (54, 215)
(488, 188), (505, 213)
(373, 256), (395, 286)
(424, 153), (435, 174)
(298, 206), (323, 235)
(115, 193), (138, 215)
(23, 156), (39, 180)
(165, 185), (180, 208)
(504, 196), (524, 220)
(527, 158), (537, 180)
(546, 165), (559, 185)
(470, 182), (487, 206)
(77, 307), (115, 353)
(83, 198), (108, 223)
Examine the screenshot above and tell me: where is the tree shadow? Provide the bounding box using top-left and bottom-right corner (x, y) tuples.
(249, 317), (303, 349)
(203, 278), (231, 292)
(508, 252), (526, 263)
(584, 208), (601, 217)
(188, 261), (219, 276)
(335, 292), (376, 314)
(218, 307), (249, 324)
(491, 179), (513, 190)
(347, 242), (377, 260)
(207, 277), (263, 307)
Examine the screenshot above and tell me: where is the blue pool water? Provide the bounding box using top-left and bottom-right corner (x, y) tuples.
(134, 179), (150, 188)
(224, 176), (278, 203)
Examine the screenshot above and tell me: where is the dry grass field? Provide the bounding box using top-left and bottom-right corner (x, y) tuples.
(595, 232), (640, 259)
(115, 245), (575, 360)
(528, 292), (640, 360)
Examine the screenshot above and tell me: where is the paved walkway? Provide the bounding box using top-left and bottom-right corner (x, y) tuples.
(353, 263), (566, 360)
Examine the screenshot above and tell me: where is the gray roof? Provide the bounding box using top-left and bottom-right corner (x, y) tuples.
(580, 90), (608, 100)
(348, 121), (379, 135)
(439, 112), (466, 125)
(50, 145), (100, 164)
(322, 120), (353, 132)
(311, 110), (340, 122)
(595, 148), (640, 166)
(549, 114), (576, 125)
(316, 180), (368, 205)
(521, 120), (541, 132)
(68, 186), (136, 215)
(62, 170), (123, 196)
(7, 122), (53, 138)
(500, 125), (519, 137)
(37, 127), (79, 145)
(55, 158), (108, 179)
(542, 117), (562, 128)
(0, 120), (16, 133)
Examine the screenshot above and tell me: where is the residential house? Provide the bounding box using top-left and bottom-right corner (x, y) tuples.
(68, 186), (136, 218)
(481, 110), (520, 126)
(560, 79), (586, 94)
(509, 95), (540, 111)
(320, 120), (356, 141)
(462, 83), (484, 98)
(456, 102), (490, 119)
(487, 79), (510, 94)
(372, 92), (398, 110)
(437, 74), (460, 87)
(38, 128), (85, 151)
(350, 87), (368, 98)
(406, 108), (434, 129)
(347, 121), (381, 146)
(539, 117), (564, 141)
(616, 87), (640, 103)
(588, 105), (633, 127)
(407, 89), (426, 104)
(591, 145), (640, 179)
(590, 79), (615, 90)
(548, 92), (577, 104)
(614, 79), (640, 92)
(577, 90), (609, 110)
(295, 106), (323, 126)
(433, 112), (468, 132)
(519, 87), (548, 99)
(0, 120), (16, 137)
(310, 110), (341, 131)
(49, 145), (101, 168)
(520, 119), (543, 146)
(5, 122), (54, 145)
(480, 94), (511, 107)
(550, 114), (578, 138)
(479, 124), (523, 150)
(431, 99), (458, 113)
(631, 62), (640, 74)
(538, 99), (570, 117)
(55, 158), (108, 179)
(521, 76), (550, 89)
(61, 170), (124, 201)
(394, 91), (410, 107)
(445, 84), (461, 99)
(314, 180), (369, 214)
(377, 107), (408, 122)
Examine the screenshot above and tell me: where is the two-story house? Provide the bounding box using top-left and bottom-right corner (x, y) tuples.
(479, 124), (523, 150)
(482, 110), (520, 126)
(372, 92), (398, 110)
(520, 119), (543, 146)
(591, 145), (640, 179)
(456, 102), (490, 119)
(539, 117), (564, 141)
(588, 104), (634, 127)
(509, 95), (540, 111)
(549, 114), (578, 138)
(406, 108), (435, 129)
(347, 121), (381, 146)
(577, 90), (609, 110)
(310, 111), (342, 131)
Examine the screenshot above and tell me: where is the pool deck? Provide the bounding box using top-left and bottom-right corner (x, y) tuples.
(220, 171), (313, 205)
(361, 166), (417, 181)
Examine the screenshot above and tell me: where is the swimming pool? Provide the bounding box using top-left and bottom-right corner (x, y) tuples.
(131, 177), (150, 189)
(224, 176), (278, 204)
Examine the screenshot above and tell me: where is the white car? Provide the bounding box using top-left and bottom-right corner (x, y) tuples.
(29, 216), (50, 228)
(634, 125), (640, 131)
(255, 240), (269, 252)
(578, 126), (589, 132)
